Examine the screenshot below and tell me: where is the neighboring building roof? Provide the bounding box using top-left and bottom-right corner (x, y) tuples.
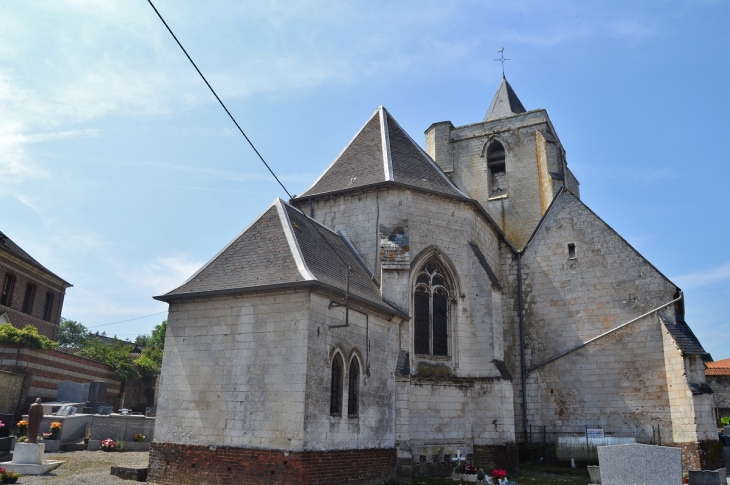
(484, 76), (527, 121)
(157, 199), (407, 318)
(0, 230), (72, 287)
(706, 357), (730, 376)
(297, 106), (466, 201)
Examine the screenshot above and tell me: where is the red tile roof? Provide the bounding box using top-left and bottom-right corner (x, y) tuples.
(706, 358), (730, 376)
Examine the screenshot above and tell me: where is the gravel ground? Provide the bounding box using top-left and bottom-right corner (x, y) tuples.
(8, 450), (149, 485)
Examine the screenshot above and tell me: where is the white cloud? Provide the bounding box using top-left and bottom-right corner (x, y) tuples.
(672, 262), (730, 290)
(119, 254), (204, 296)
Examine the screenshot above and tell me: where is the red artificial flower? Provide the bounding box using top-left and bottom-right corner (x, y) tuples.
(491, 469), (507, 479)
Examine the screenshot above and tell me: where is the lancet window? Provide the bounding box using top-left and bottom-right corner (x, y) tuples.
(347, 357), (359, 417)
(330, 353), (344, 416)
(414, 261), (451, 356)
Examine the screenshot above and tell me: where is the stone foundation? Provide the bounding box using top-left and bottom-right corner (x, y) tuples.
(148, 442), (396, 485)
(671, 441), (726, 471)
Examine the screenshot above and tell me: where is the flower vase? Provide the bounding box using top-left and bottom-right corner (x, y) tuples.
(451, 472), (460, 481)
(5, 477), (19, 484)
(464, 473), (478, 482)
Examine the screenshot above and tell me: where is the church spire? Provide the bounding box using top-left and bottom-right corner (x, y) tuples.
(483, 76), (526, 121)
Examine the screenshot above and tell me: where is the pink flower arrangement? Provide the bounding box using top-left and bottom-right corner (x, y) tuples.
(0, 421), (5, 428)
(101, 438), (116, 451)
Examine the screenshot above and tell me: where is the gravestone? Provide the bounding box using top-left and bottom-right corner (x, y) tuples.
(56, 381), (90, 403)
(597, 443), (681, 485)
(97, 405), (112, 416)
(688, 468), (727, 485)
(88, 382), (107, 403)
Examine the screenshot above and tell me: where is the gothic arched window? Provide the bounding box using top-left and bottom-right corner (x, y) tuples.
(487, 141), (507, 197)
(414, 261), (451, 356)
(347, 357), (359, 417)
(330, 353), (344, 416)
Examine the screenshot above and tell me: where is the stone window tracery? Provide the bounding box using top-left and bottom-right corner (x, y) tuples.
(414, 261), (451, 356)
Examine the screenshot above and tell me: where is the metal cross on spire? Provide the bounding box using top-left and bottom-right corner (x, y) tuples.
(495, 47), (510, 77)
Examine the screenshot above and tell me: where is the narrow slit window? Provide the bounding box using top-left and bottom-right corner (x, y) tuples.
(568, 243), (576, 259)
(347, 358), (359, 417)
(43, 292), (55, 322)
(22, 284), (36, 315)
(1, 274), (15, 307)
(487, 141), (507, 197)
(330, 354), (344, 416)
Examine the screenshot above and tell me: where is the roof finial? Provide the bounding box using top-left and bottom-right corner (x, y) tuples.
(495, 47), (510, 77)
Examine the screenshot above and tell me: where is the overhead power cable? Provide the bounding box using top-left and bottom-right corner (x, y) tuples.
(146, 1), (352, 276)
(87, 311), (168, 329)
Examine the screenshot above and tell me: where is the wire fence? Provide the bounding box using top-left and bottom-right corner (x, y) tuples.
(519, 424), (668, 465)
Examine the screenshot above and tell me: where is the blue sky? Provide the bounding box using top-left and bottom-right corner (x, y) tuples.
(1, 1), (728, 358)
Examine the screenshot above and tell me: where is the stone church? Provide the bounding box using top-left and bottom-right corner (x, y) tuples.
(149, 77), (720, 484)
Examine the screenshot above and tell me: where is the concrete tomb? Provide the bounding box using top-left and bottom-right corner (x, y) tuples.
(597, 443), (681, 485)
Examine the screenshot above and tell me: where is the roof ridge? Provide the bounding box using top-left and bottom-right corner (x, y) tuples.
(383, 109), (468, 198)
(379, 106), (394, 181)
(275, 199), (316, 281)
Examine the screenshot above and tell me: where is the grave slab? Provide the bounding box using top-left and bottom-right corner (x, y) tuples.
(56, 381), (90, 403)
(688, 468), (727, 485)
(110, 466), (148, 482)
(597, 443), (681, 485)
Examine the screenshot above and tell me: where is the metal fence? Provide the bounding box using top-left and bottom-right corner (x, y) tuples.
(519, 424), (668, 465)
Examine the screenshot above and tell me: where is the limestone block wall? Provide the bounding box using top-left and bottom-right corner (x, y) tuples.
(155, 289), (310, 450)
(662, 329), (717, 442)
(442, 110), (566, 247)
(303, 291), (399, 450)
(707, 375), (730, 420)
(406, 378), (514, 446)
(505, 191), (693, 437)
(300, 188), (504, 379)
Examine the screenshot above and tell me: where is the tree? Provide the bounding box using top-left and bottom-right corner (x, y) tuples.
(135, 334), (151, 346)
(78, 338), (139, 381)
(134, 320), (167, 376)
(58, 318), (89, 346)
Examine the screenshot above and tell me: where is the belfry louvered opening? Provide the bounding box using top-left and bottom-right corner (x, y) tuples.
(487, 141), (507, 197)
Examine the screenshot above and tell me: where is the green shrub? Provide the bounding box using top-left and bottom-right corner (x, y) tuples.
(721, 416), (730, 427)
(0, 324), (57, 349)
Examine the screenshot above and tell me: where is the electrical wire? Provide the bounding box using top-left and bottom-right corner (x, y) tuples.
(146, 0), (352, 275)
(87, 311), (168, 329)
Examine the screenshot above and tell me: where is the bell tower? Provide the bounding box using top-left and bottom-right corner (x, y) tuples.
(425, 77), (580, 247)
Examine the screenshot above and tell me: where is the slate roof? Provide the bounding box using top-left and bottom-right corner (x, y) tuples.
(706, 357), (730, 376)
(297, 107), (466, 200)
(484, 76), (527, 121)
(157, 199), (406, 317)
(0, 230), (72, 287)
(658, 313), (708, 356)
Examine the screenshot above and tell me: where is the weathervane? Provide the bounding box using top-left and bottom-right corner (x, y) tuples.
(495, 47), (510, 77)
